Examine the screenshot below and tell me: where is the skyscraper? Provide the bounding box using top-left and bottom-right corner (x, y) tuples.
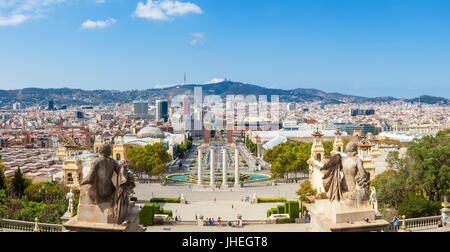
(133, 101), (149, 115)
(156, 100), (169, 122)
(182, 96), (191, 117)
(48, 100), (54, 110)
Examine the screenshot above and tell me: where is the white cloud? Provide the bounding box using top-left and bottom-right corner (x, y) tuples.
(154, 83), (178, 89)
(190, 32), (206, 46)
(134, 0), (202, 21)
(0, 14), (28, 26)
(81, 18), (116, 29)
(0, 0), (66, 26)
(205, 78), (225, 84)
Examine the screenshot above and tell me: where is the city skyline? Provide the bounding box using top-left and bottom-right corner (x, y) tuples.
(1, 0), (450, 98)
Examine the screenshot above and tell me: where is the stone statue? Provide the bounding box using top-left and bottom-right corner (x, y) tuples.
(320, 142), (370, 208)
(79, 144), (135, 224)
(66, 187), (75, 215)
(370, 187), (378, 212)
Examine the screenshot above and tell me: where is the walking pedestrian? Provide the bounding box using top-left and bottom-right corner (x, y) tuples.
(393, 216), (399, 232)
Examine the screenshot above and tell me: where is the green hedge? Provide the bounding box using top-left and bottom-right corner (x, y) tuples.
(162, 210), (173, 217)
(139, 203), (173, 227)
(266, 201), (300, 222)
(150, 197), (181, 203)
(276, 218), (294, 224)
(257, 198), (286, 203)
(139, 203), (156, 226)
(277, 205), (285, 214)
(285, 201), (300, 221)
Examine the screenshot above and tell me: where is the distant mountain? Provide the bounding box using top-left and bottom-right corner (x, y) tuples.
(0, 81), (447, 107)
(405, 95), (449, 105)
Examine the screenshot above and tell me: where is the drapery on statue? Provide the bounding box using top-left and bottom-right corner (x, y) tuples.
(320, 142), (370, 207)
(80, 144), (135, 224)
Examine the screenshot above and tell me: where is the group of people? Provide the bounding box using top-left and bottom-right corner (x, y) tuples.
(202, 217), (222, 226)
(174, 216), (182, 222)
(195, 215), (242, 228)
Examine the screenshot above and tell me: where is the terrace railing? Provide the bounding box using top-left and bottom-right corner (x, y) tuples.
(383, 215), (442, 232)
(0, 218), (63, 232)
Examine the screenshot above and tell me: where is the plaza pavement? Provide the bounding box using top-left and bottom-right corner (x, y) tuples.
(134, 181), (305, 221)
(145, 223), (310, 232)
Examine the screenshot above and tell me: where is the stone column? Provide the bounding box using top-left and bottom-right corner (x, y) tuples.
(210, 147), (215, 189)
(235, 147), (240, 188)
(197, 147), (203, 186)
(222, 148), (228, 188)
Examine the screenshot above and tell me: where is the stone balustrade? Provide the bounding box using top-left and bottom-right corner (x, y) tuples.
(0, 219), (63, 232)
(384, 215), (442, 232)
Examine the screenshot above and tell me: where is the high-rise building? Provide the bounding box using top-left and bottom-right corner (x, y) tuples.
(350, 109), (375, 116)
(182, 97), (191, 117)
(48, 100), (54, 111)
(76, 111), (84, 119)
(286, 103), (295, 111)
(156, 100), (169, 122)
(133, 101), (149, 115)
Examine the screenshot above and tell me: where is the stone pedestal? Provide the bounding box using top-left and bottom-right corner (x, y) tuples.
(306, 200), (389, 232)
(63, 206), (142, 232)
(60, 212), (72, 231)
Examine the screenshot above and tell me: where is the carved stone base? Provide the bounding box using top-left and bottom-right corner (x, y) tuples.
(77, 203), (114, 224)
(63, 206), (142, 232)
(306, 200), (389, 232)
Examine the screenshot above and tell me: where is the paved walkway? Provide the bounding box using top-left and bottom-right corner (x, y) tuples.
(155, 201), (282, 221)
(134, 181), (303, 221)
(146, 224), (310, 232)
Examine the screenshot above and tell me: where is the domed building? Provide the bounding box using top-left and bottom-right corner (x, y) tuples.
(119, 124), (189, 162)
(136, 125), (165, 139)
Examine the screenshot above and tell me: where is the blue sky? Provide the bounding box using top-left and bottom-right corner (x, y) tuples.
(1, 0), (450, 98)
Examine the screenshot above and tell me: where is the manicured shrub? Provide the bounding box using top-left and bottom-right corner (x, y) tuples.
(277, 205), (285, 214)
(257, 198), (286, 203)
(285, 201), (299, 221)
(139, 203), (174, 226)
(150, 197), (181, 203)
(139, 204), (155, 226)
(276, 218), (294, 224)
(162, 210), (173, 217)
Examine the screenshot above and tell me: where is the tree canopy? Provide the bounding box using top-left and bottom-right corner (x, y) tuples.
(0, 161), (6, 191)
(372, 129), (449, 218)
(11, 168), (29, 198)
(126, 143), (172, 178)
(263, 142), (312, 178)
